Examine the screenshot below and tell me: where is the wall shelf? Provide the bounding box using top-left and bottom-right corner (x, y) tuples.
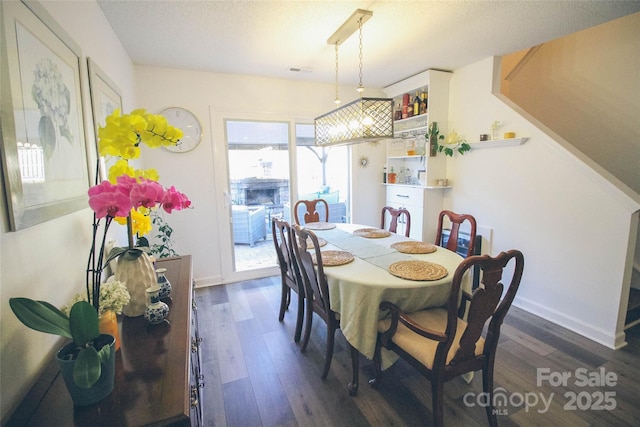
(382, 183), (452, 190)
(470, 137), (528, 149)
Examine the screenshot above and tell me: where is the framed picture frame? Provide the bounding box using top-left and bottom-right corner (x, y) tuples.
(87, 57), (122, 183)
(0, 0), (90, 230)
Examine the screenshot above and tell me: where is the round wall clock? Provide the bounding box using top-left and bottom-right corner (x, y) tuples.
(159, 107), (202, 153)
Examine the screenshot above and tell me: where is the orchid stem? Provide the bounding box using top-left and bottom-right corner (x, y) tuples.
(127, 215), (134, 249)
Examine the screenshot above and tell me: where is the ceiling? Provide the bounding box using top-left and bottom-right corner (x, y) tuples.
(97, 1), (640, 90)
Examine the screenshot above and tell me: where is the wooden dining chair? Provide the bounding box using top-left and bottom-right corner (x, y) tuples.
(380, 206), (411, 237)
(435, 210), (477, 258)
(371, 250), (524, 427)
(290, 224), (340, 379)
(271, 218), (304, 342)
(294, 199), (329, 225)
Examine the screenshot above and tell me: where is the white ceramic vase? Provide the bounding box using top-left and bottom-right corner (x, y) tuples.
(116, 251), (156, 317)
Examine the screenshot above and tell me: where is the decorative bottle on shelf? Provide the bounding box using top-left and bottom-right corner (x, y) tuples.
(144, 285), (169, 325)
(383, 165), (387, 183)
(394, 103), (402, 121)
(420, 92), (428, 115)
(156, 268), (172, 301)
(413, 92), (421, 116)
(402, 94), (410, 119)
(388, 166), (397, 184)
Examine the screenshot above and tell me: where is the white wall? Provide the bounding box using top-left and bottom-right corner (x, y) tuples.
(0, 0), (136, 422)
(136, 67), (383, 286)
(446, 56), (639, 350)
(504, 12), (640, 195)
(133, 66), (387, 285)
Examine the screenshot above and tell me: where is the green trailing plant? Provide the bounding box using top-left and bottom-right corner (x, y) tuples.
(9, 299), (111, 388)
(149, 211), (179, 258)
(424, 122), (471, 157)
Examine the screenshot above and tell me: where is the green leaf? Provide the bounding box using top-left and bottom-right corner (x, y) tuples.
(122, 248), (145, 261)
(73, 347), (101, 388)
(69, 301), (99, 347)
(9, 298), (71, 339)
(97, 341), (112, 365)
(104, 246), (128, 266)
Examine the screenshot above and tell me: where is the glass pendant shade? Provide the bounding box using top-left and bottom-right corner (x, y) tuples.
(314, 97), (394, 146)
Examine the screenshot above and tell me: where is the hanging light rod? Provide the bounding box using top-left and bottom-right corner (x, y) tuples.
(327, 9), (372, 46)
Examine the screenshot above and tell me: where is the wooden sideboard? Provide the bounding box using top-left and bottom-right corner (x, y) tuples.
(6, 255), (203, 426)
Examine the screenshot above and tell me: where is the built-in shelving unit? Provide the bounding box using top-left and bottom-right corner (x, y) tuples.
(470, 137), (528, 149)
(382, 69), (452, 242)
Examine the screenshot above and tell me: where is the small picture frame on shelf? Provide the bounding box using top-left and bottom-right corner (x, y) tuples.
(418, 170), (426, 186)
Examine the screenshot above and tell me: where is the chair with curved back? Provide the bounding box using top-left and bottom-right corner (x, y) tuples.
(294, 199), (329, 225)
(271, 218), (304, 342)
(371, 250), (525, 427)
(435, 210), (477, 258)
(380, 206), (411, 237)
(290, 224), (340, 379)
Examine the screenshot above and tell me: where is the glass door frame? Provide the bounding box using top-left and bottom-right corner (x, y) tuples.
(211, 110), (301, 284)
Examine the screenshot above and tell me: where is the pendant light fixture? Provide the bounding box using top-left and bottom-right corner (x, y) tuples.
(314, 9), (394, 147)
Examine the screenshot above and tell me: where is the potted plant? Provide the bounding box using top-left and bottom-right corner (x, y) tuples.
(63, 279), (130, 351)
(424, 122), (471, 157)
(90, 108), (191, 317)
(9, 299), (115, 406)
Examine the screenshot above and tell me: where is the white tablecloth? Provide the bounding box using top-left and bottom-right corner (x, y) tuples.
(310, 223), (466, 366)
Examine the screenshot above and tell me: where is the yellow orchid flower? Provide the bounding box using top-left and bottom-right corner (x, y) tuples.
(108, 159), (135, 183)
(130, 209), (152, 236)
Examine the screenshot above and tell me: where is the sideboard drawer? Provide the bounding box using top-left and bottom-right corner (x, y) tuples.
(386, 186), (425, 206)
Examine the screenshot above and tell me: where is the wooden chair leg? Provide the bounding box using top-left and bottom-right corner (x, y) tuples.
(483, 363), (498, 427)
(431, 380), (444, 427)
(300, 298), (313, 352)
(321, 324), (336, 379)
(278, 283), (288, 322)
(369, 338), (383, 389)
(347, 343), (359, 396)
(293, 291), (304, 342)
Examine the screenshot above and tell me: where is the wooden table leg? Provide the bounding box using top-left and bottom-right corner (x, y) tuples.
(347, 343), (359, 396)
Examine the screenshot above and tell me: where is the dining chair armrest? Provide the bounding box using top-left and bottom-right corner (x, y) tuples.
(379, 301), (402, 340)
(380, 302), (446, 343)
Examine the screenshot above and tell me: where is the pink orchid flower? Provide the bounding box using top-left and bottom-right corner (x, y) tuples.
(129, 178), (165, 209)
(162, 186), (192, 213)
(88, 181), (132, 218)
(115, 174), (138, 197)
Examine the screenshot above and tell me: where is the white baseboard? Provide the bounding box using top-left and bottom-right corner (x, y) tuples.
(513, 296), (628, 350)
(194, 274), (224, 288)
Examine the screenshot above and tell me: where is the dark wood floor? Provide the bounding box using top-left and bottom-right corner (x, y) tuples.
(195, 276), (640, 426)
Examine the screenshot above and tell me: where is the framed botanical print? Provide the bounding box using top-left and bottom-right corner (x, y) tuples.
(87, 57), (122, 183)
(0, 0), (90, 230)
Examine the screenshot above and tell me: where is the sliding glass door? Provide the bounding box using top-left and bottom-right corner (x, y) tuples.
(217, 117), (350, 283)
(295, 123), (350, 224)
(226, 119), (290, 273)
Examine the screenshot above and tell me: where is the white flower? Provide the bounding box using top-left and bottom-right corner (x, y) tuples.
(62, 280), (130, 318)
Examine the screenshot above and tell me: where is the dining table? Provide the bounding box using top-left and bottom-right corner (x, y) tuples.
(304, 222), (469, 395)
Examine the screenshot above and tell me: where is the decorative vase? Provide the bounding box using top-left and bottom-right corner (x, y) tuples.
(155, 268), (172, 300)
(99, 310), (120, 351)
(144, 285), (169, 325)
(116, 252), (157, 317)
(56, 334), (115, 406)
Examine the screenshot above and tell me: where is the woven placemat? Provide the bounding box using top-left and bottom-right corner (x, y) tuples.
(304, 222), (336, 230)
(391, 241), (437, 254)
(388, 260), (448, 281)
(312, 250), (354, 266)
(353, 228), (392, 238)
(306, 237), (327, 247)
